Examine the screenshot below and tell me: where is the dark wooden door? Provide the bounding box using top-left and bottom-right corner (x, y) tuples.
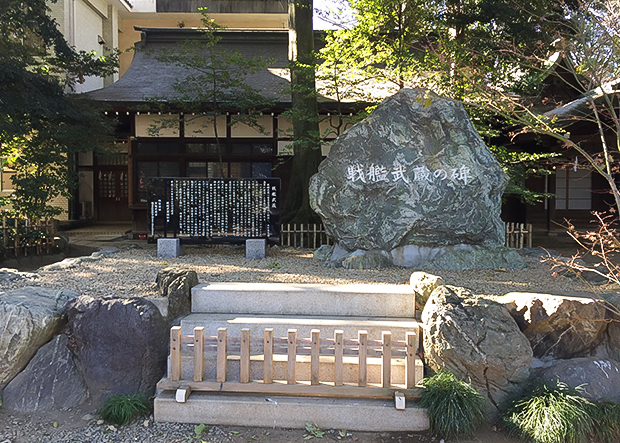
(97, 168), (132, 221)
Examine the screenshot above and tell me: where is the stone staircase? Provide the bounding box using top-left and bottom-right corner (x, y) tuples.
(154, 282), (429, 432)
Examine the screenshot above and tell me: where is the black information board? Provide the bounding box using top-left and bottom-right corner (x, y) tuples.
(147, 177), (280, 244)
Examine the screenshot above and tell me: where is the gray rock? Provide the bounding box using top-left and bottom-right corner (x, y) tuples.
(92, 248), (120, 258)
(156, 267), (199, 321)
(2, 334), (87, 412)
(341, 250), (391, 270)
(310, 88), (508, 253)
(0, 268), (39, 282)
(536, 357), (620, 402)
(391, 244), (477, 267)
(422, 285), (532, 415)
(497, 292), (607, 359)
(65, 296), (169, 401)
(313, 245), (333, 262)
(598, 294), (620, 361)
(409, 271), (444, 309)
(0, 287), (79, 387)
(415, 247), (526, 271)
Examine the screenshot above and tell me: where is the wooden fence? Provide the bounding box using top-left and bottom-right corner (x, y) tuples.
(0, 218), (55, 258)
(158, 326), (422, 402)
(280, 223), (333, 249)
(279, 222), (533, 250)
(505, 222), (533, 249)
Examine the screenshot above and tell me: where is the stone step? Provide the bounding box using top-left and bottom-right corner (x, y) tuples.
(178, 352), (424, 385)
(180, 313), (421, 341)
(154, 391), (429, 432)
(191, 283), (415, 317)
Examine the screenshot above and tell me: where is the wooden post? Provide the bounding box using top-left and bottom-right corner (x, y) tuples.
(358, 330), (367, 387)
(287, 329), (297, 384)
(406, 331), (416, 388)
(313, 224), (317, 249)
(14, 218), (19, 258)
(193, 327), (204, 382)
(216, 328), (228, 383)
(264, 328), (274, 384)
(334, 330), (343, 386)
(240, 328), (250, 383)
(527, 223), (533, 248)
(311, 329), (320, 385)
(170, 326), (182, 381)
(382, 331), (391, 388)
(2, 218), (6, 249)
(300, 223), (304, 248)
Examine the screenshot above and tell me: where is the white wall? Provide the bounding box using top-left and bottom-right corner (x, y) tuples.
(74, 0), (105, 92)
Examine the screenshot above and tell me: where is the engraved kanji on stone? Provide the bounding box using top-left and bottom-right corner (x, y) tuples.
(450, 166), (471, 185)
(391, 162), (410, 183)
(346, 163), (367, 183)
(412, 165), (433, 182)
(367, 164), (390, 182)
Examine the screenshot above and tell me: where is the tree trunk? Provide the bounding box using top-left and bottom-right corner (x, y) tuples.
(282, 0), (323, 224)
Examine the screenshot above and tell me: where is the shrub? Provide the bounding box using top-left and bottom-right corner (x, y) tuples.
(502, 380), (593, 443)
(589, 401), (620, 443)
(99, 393), (152, 426)
(419, 369), (485, 439)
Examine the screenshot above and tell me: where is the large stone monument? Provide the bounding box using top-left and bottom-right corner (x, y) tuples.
(310, 88), (512, 268)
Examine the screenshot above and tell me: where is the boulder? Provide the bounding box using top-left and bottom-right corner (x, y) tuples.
(2, 334), (87, 412)
(65, 296), (169, 401)
(341, 250), (392, 270)
(497, 292), (607, 359)
(598, 293), (620, 361)
(0, 287), (79, 387)
(422, 285), (532, 414)
(156, 267), (199, 320)
(536, 357), (620, 402)
(309, 88), (508, 266)
(415, 247), (526, 271)
(409, 271), (444, 309)
(313, 245), (333, 262)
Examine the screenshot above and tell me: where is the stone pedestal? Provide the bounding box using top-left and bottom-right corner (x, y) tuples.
(157, 238), (183, 258)
(246, 239), (266, 259)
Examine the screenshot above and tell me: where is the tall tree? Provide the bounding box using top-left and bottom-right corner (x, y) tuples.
(0, 0), (119, 219)
(282, 0), (324, 223)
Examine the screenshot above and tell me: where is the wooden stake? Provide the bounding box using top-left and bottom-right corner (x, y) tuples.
(311, 329), (320, 385)
(264, 328), (274, 384)
(217, 328), (228, 383)
(406, 331), (416, 388)
(193, 327), (204, 382)
(334, 330), (344, 386)
(287, 329), (297, 385)
(170, 326), (182, 381)
(382, 331), (391, 388)
(240, 328), (250, 383)
(358, 330), (367, 387)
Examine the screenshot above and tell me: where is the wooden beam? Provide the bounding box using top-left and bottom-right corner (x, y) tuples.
(334, 330), (343, 386)
(311, 329), (320, 385)
(264, 328), (273, 384)
(157, 380), (423, 400)
(382, 331), (391, 388)
(240, 328), (251, 383)
(170, 326), (182, 382)
(358, 330), (367, 387)
(287, 329), (297, 384)
(193, 327), (204, 382)
(217, 328), (227, 383)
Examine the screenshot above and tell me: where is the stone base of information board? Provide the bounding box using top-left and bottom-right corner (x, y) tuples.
(158, 239), (183, 258)
(246, 239), (266, 259)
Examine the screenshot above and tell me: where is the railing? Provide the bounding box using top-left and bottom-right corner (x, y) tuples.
(505, 222), (533, 249)
(158, 327), (422, 401)
(280, 223), (333, 249)
(0, 217), (55, 259)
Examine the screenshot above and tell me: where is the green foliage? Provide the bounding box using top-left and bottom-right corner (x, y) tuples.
(0, 0), (119, 219)
(589, 401), (620, 443)
(303, 422), (325, 439)
(502, 380), (594, 443)
(419, 369), (485, 439)
(99, 394), (152, 426)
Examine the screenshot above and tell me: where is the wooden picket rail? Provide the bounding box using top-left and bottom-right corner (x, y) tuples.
(505, 222), (533, 249)
(0, 217), (55, 258)
(280, 223), (333, 249)
(158, 326), (422, 400)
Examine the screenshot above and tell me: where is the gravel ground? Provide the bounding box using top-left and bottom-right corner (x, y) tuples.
(0, 243), (601, 299)
(0, 241), (607, 443)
